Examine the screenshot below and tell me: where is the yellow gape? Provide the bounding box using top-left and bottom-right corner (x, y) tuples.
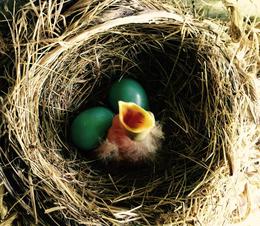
(118, 101), (155, 141)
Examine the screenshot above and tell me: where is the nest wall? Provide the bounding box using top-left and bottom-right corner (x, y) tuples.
(0, 0), (259, 225)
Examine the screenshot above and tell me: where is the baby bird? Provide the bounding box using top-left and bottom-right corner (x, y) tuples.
(96, 101), (164, 162)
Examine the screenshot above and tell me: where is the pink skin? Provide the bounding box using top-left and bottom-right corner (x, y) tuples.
(107, 115), (135, 150)
(97, 115), (147, 162)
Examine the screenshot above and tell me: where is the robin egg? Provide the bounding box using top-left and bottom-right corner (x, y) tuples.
(70, 107), (114, 151)
(108, 78), (149, 112)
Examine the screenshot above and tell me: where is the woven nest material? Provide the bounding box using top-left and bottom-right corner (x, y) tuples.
(0, 0), (259, 225)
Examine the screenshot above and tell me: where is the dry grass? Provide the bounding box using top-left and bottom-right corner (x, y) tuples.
(0, 0), (259, 225)
(179, 0), (260, 21)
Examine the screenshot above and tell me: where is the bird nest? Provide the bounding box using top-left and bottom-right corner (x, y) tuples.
(0, 0), (259, 225)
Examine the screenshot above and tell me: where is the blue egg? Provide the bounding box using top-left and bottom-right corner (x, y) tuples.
(70, 107), (114, 151)
(108, 78), (149, 112)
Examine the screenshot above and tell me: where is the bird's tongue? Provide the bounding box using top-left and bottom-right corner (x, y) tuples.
(118, 101), (155, 140)
(123, 108), (145, 129)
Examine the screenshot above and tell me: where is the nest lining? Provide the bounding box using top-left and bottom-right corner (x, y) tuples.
(0, 1), (259, 225)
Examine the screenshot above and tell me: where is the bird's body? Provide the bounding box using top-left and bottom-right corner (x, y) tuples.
(96, 102), (164, 162)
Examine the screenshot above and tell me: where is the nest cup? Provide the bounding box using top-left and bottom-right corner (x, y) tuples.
(0, 1), (259, 225)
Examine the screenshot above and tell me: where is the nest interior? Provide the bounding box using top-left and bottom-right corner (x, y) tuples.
(61, 25), (213, 194)
(0, 1), (259, 226)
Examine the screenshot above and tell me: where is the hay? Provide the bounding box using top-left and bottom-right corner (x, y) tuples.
(0, 0), (259, 225)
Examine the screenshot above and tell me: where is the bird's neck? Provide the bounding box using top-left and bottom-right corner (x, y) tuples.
(127, 129), (151, 141)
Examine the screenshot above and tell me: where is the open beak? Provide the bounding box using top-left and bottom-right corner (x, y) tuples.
(118, 101), (155, 141)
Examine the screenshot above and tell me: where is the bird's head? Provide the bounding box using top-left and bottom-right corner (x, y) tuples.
(118, 101), (155, 141)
